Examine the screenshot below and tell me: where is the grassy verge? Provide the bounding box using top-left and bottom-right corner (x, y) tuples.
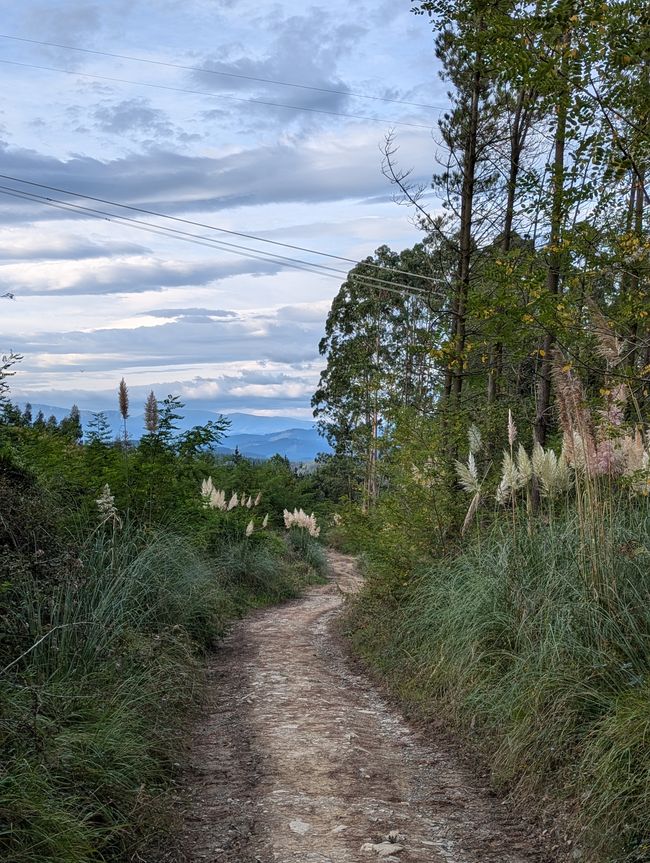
(0, 471), (325, 862)
(343, 505), (650, 863)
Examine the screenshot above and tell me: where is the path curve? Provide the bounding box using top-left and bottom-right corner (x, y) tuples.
(179, 551), (546, 863)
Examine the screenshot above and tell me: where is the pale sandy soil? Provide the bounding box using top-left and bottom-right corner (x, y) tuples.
(176, 551), (549, 863)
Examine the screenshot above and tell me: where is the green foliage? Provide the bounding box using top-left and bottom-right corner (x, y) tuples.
(1, 521), (225, 862)
(345, 502), (650, 861)
(0, 384), (330, 862)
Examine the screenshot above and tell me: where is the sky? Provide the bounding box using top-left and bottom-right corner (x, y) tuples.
(0, 0), (446, 419)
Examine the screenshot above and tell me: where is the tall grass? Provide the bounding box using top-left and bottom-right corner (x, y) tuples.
(345, 500), (650, 862)
(0, 519), (323, 862)
(1, 527), (226, 862)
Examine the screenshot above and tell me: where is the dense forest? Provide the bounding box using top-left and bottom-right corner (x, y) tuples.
(313, 1), (649, 860)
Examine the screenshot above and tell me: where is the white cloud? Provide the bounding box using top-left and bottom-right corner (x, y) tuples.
(0, 0), (444, 415)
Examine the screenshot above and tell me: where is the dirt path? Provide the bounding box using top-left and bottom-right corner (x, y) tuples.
(178, 551), (546, 863)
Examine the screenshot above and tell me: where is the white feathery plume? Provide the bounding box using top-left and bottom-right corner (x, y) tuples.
(96, 483), (122, 528)
(621, 429), (646, 474)
(508, 409), (517, 447)
(245, 520), (254, 537)
(210, 488), (227, 511)
(496, 451), (522, 504)
(227, 492), (238, 511)
(454, 452), (480, 494)
(533, 445), (572, 498)
(468, 424), (483, 455)
(516, 445), (532, 485)
(284, 507), (320, 537)
(531, 442), (546, 478)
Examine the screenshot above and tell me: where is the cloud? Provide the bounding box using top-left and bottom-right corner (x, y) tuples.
(2, 0), (439, 419)
(0, 122), (430, 226)
(93, 98), (176, 136)
(193, 15), (359, 118)
(91, 98), (202, 145)
(141, 307), (239, 320)
(0, 254), (286, 296)
(0, 232), (149, 261)
(1, 304), (325, 372)
(24, 2), (103, 43)
(8, 361), (324, 416)
(276, 301), (332, 322)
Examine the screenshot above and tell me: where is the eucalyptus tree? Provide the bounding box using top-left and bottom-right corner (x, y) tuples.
(312, 244), (443, 509)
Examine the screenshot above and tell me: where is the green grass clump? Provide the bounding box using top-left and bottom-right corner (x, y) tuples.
(344, 504), (650, 862)
(286, 526), (328, 576)
(0, 527), (223, 862)
(1, 516), (323, 862)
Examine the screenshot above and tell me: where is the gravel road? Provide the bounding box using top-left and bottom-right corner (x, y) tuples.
(178, 551), (547, 863)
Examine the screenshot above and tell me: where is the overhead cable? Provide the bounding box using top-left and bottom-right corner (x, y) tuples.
(0, 58), (435, 131)
(0, 173), (446, 288)
(0, 187), (446, 305)
(0, 33), (444, 111)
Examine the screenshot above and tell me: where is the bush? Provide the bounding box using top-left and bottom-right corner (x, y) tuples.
(0, 524), (230, 862)
(0, 409), (331, 861)
(344, 503), (650, 861)
(286, 526), (328, 576)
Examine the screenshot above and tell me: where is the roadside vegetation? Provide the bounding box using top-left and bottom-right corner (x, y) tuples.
(314, 2), (649, 860)
(0, 369), (328, 862)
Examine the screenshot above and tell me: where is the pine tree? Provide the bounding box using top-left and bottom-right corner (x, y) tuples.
(86, 412), (112, 446)
(60, 405), (83, 443)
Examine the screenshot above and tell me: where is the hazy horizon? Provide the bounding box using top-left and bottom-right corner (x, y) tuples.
(0, 1), (445, 417)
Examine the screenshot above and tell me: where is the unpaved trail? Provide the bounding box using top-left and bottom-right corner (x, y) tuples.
(178, 551), (546, 863)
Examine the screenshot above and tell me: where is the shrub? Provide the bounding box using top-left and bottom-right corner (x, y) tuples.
(345, 503), (650, 861)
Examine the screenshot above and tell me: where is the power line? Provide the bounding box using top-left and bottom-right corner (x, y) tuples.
(0, 186), (445, 304)
(0, 173), (446, 288)
(0, 58), (435, 131)
(0, 186), (347, 282)
(0, 33), (445, 112)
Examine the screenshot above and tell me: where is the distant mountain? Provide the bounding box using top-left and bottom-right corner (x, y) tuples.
(16, 403), (328, 462)
(222, 428), (326, 462)
(225, 413), (314, 435)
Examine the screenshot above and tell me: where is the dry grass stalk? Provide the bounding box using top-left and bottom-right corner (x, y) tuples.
(508, 410), (517, 448)
(468, 424), (483, 455)
(552, 351), (597, 471)
(144, 391), (158, 432)
(118, 378), (129, 420)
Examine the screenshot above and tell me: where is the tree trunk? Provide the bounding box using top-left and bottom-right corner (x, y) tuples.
(628, 169), (645, 373)
(488, 88), (532, 403)
(534, 42), (569, 446)
(451, 63), (482, 400)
